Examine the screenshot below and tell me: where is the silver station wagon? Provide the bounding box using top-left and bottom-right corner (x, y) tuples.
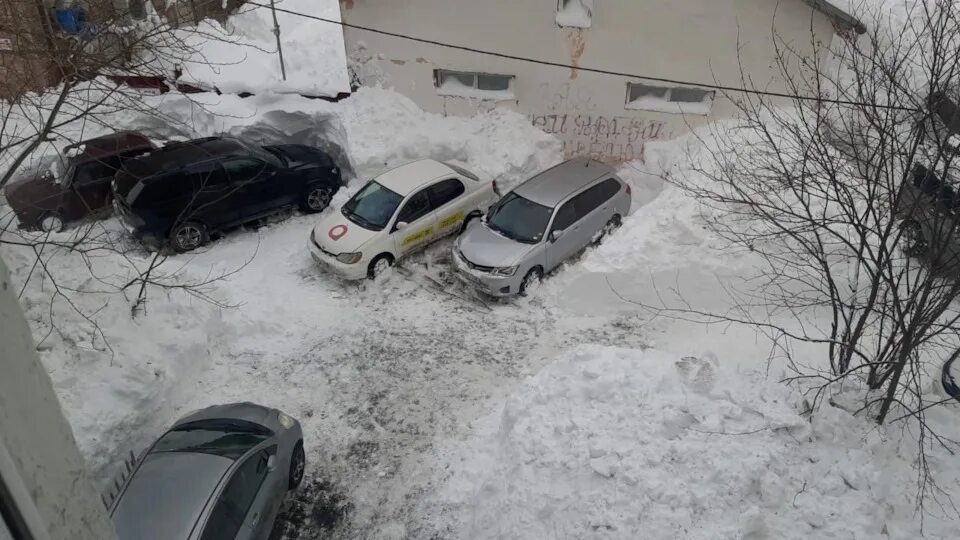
(453, 158), (631, 296)
(109, 403), (305, 540)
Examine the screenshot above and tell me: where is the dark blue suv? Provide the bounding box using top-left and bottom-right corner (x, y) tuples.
(113, 137), (342, 251)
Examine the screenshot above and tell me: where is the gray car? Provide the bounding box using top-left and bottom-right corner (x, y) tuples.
(109, 402), (305, 540)
(453, 158), (631, 296)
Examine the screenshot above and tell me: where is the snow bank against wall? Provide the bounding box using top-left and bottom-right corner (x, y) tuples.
(0, 85), (561, 484)
(169, 0), (350, 96)
(0, 229), (225, 484)
(112, 87), (561, 189)
(439, 345), (958, 539)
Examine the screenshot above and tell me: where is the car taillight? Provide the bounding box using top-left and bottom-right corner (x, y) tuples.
(626, 184), (632, 195)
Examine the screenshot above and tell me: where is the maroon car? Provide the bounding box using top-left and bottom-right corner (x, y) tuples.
(4, 132), (156, 232)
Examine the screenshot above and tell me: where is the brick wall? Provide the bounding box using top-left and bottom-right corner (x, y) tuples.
(0, 0), (58, 99)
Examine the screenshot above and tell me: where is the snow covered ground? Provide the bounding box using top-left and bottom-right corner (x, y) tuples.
(3, 92), (959, 538)
(165, 0), (350, 96)
(3, 0), (960, 537)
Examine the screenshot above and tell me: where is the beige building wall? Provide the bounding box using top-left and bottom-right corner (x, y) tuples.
(340, 0), (839, 162)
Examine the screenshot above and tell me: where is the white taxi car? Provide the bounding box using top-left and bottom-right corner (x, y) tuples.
(309, 159), (497, 280)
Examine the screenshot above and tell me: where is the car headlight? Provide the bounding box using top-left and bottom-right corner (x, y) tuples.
(278, 411), (296, 430)
(492, 265), (518, 276)
(336, 252), (362, 264)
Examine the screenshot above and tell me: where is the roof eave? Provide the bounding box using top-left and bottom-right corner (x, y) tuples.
(805, 0), (867, 34)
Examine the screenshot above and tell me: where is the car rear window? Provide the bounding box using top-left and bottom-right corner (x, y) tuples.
(443, 162), (480, 181)
(152, 420), (271, 460)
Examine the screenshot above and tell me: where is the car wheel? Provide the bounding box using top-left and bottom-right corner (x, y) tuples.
(288, 440), (305, 490)
(459, 212), (480, 235)
(170, 221), (209, 252)
(519, 267), (543, 297)
(368, 254), (394, 279)
(38, 213), (64, 233)
(596, 214), (622, 244)
(301, 186), (334, 214)
(901, 220), (928, 257)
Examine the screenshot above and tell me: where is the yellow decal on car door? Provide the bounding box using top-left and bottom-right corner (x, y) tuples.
(438, 211), (465, 231)
(402, 226), (434, 246)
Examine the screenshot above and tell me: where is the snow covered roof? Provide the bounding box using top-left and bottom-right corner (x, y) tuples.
(805, 0), (867, 34)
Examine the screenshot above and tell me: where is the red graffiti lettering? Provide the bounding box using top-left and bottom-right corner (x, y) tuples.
(531, 112), (670, 163)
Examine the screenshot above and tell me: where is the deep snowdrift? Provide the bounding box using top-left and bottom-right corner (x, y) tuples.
(0, 228), (226, 479)
(434, 345), (960, 539)
(4, 85), (560, 192)
(168, 0), (350, 96)
(1, 87), (562, 488)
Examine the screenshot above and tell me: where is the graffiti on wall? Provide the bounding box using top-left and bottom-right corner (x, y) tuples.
(530, 113), (671, 163)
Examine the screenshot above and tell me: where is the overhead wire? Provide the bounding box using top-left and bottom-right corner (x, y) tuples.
(245, 1), (921, 113)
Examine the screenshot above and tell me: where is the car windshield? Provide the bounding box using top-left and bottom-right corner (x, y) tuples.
(152, 420), (270, 460)
(485, 192), (553, 244)
(341, 181), (403, 231)
(28, 154), (69, 184)
(236, 139), (283, 168)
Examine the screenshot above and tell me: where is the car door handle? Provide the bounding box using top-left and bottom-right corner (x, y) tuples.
(250, 512), (260, 525)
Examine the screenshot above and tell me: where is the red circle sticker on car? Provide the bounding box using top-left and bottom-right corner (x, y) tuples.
(329, 224), (348, 240)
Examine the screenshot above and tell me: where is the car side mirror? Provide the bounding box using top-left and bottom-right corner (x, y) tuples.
(549, 229), (565, 243)
(395, 221), (409, 231)
(266, 454), (277, 472)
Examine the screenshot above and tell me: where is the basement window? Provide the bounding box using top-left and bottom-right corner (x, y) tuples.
(625, 83), (715, 115)
(435, 70), (515, 101)
(556, 0), (593, 28)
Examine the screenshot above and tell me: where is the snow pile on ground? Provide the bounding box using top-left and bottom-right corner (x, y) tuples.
(3, 84), (560, 191)
(322, 88), (561, 188)
(0, 86), (560, 489)
(436, 345), (959, 539)
(132, 87), (562, 193)
(0, 224), (225, 483)
(582, 128), (744, 274)
(168, 0), (349, 96)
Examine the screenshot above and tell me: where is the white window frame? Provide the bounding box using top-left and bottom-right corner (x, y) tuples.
(625, 83), (715, 115)
(556, 0), (594, 28)
(434, 69), (516, 101)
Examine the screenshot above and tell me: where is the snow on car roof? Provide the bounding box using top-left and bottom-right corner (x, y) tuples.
(374, 159), (458, 196)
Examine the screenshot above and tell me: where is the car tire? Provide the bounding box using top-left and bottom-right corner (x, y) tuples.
(901, 220), (928, 257)
(301, 185), (334, 214)
(169, 221), (209, 252)
(519, 266), (543, 297)
(596, 214), (622, 245)
(288, 440), (305, 490)
(459, 212), (481, 235)
(368, 254), (394, 279)
(38, 212), (65, 233)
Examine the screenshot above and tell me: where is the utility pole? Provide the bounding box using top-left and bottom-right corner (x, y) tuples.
(269, 0), (287, 81)
(0, 258), (117, 540)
